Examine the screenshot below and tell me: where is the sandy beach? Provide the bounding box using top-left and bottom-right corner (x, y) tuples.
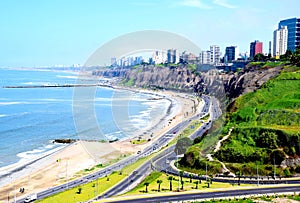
(0, 90), (203, 202)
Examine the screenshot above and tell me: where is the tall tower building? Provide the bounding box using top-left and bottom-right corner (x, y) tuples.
(278, 17), (300, 52)
(273, 26), (288, 57)
(225, 46), (239, 62)
(167, 49), (179, 63)
(250, 40), (263, 58)
(210, 45), (220, 65)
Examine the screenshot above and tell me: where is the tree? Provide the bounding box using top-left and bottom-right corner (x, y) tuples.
(181, 180), (184, 190)
(144, 182), (149, 193)
(291, 46), (300, 66)
(198, 173), (202, 183)
(236, 171), (242, 186)
(257, 132), (278, 149)
(157, 179), (163, 192)
(194, 181), (199, 189)
(270, 149), (286, 165)
(168, 176), (173, 191)
(179, 171), (184, 183)
(189, 174), (193, 183)
(206, 178), (210, 188)
(77, 187), (82, 194)
(175, 137), (193, 155)
(254, 53), (266, 62)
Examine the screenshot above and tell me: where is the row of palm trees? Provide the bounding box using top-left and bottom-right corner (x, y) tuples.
(143, 171), (212, 193)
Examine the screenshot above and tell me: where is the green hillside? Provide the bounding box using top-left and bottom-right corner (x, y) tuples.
(180, 65), (300, 177)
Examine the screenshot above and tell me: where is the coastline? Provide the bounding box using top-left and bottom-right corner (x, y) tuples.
(0, 85), (203, 202)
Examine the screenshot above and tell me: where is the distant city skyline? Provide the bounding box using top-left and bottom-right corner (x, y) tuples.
(0, 0), (299, 67)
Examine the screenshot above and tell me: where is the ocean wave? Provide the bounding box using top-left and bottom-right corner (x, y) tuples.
(17, 148), (45, 159)
(56, 75), (78, 79)
(0, 144), (66, 178)
(0, 101), (27, 106)
(0, 114), (7, 118)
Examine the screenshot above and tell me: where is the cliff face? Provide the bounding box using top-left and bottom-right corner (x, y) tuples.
(223, 64), (282, 99)
(93, 65), (204, 93)
(92, 64), (283, 99)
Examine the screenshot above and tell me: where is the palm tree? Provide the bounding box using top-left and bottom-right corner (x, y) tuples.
(206, 178), (210, 188)
(179, 170), (184, 183)
(167, 176), (173, 191)
(198, 173), (202, 183)
(236, 171), (242, 186)
(157, 179), (163, 192)
(189, 174), (193, 183)
(144, 182), (149, 193)
(194, 180), (199, 189)
(77, 187), (82, 194)
(209, 174), (213, 184)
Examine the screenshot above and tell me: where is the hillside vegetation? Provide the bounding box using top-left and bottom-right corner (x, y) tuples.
(180, 64), (300, 176)
(214, 66), (300, 174)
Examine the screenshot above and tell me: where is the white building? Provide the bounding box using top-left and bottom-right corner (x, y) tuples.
(152, 51), (167, 64)
(273, 26), (288, 58)
(210, 45), (221, 65)
(199, 51), (211, 64)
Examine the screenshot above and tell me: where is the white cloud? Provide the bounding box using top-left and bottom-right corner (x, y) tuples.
(213, 0), (237, 9)
(177, 0), (212, 9)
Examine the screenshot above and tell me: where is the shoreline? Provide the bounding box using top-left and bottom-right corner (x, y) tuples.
(0, 85), (202, 202)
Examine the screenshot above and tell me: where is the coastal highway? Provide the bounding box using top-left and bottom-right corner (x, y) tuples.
(105, 185), (300, 203)
(89, 95), (216, 201)
(90, 96), (213, 201)
(15, 95), (212, 203)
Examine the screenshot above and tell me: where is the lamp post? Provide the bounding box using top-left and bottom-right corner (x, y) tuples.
(257, 165), (259, 186)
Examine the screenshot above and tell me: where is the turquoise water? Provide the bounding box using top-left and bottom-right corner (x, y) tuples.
(0, 68), (169, 168)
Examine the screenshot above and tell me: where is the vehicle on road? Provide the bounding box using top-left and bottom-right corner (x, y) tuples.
(24, 193), (37, 203)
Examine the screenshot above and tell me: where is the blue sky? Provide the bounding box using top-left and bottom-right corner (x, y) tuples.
(0, 0), (299, 67)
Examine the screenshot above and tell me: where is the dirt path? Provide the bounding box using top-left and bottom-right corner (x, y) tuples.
(206, 127), (234, 176)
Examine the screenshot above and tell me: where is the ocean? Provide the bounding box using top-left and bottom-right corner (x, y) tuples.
(0, 68), (170, 169)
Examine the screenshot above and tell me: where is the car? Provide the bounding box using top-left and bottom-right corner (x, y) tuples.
(24, 193), (37, 203)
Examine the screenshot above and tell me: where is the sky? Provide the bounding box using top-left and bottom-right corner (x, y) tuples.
(0, 0), (299, 67)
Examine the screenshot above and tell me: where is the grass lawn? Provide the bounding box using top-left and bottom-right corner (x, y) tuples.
(125, 172), (249, 195)
(130, 139), (147, 145)
(36, 147), (162, 202)
(35, 171), (126, 203)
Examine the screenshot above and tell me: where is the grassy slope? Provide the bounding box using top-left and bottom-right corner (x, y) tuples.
(180, 65), (300, 176)
(214, 66), (300, 175)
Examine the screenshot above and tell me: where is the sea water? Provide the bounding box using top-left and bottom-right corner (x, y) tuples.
(0, 68), (170, 169)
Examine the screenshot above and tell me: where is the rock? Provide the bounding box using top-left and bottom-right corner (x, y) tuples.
(281, 158), (300, 168)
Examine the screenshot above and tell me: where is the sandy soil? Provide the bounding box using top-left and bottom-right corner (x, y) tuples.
(0, 90), (203, 202)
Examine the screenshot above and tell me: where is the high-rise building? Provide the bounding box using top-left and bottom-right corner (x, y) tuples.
(210, 45), (221, 65)
(273, 26), (288, 57)
(152, 51), (167, 64)
(269, 41), (272, 56)
(111, 57), (117, 66)
(167, 49), (179, 63)
(199, 51), (211, 64)
(225, 46), (239, 62)
(250, 40), (263, 58)
(278, 17), (300, 52)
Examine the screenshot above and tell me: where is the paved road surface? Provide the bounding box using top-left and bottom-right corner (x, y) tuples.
(106, 185), (300, 203)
